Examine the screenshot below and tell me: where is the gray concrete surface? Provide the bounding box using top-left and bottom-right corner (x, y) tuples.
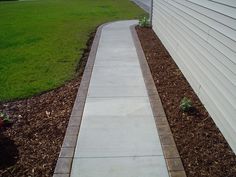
(70, 20), (169, 177)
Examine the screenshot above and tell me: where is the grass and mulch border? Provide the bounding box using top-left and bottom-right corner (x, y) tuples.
(136, 26), (236, 177)
(0, 29), (96, 177)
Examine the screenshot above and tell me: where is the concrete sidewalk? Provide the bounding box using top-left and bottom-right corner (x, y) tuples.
(53, 20), (186, 177)
(70, 21), (169, 177)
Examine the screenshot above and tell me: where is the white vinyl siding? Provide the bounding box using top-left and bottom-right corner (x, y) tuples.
(152, 0), (236, 152)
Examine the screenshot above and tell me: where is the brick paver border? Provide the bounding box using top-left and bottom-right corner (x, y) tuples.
(52, 23), (107, 177)
(130, 25), (187, 177)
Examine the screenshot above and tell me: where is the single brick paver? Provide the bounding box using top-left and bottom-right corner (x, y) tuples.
(70, 21), (169, 177)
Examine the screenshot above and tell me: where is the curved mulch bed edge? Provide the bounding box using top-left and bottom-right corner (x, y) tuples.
(136, 26), (236, 177)
(0, 31), (96, 177)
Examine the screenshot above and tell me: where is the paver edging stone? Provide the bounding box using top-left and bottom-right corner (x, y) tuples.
(53, 23), (109, 177)
(130, 25), (187, 177)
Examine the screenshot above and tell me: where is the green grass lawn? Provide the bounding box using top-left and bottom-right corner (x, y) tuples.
(0, 0), (145, 102)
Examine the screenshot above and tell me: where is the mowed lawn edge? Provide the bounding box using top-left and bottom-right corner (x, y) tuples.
(0, 0), (145, 102)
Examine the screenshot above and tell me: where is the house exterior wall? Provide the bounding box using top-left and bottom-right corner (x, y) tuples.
(152, 0), (236, 152)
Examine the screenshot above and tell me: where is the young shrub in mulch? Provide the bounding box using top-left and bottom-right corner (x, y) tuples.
(0, 112), (13, 128)
(138, 16), (151, 28)
(180, 97), (193, 112)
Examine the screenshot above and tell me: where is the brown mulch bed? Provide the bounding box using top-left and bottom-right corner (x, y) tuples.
(0, 31), (95, 177)
(136, 26), (236, 177)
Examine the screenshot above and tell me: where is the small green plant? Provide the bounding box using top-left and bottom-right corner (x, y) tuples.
(180, 97), (192, 112)
(139, 16), (150, 27)
(0, 112), (12, 127)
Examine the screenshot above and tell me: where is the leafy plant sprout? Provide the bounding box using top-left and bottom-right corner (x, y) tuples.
(0, 112), (12, 126)
(139, 16), (151, 28)
(180, 97), (193, 112)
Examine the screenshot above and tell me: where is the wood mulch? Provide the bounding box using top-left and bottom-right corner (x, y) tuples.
(0, 31), (95, 177)
(136, 26), (236, 177)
